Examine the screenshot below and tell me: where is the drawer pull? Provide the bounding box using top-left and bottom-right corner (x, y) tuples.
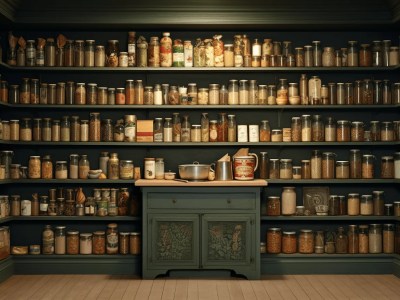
(227, 199), (231, 204)
(172, 199), (177, 204)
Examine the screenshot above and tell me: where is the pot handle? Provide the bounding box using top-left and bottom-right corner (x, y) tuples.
(248, 153), (259, 172)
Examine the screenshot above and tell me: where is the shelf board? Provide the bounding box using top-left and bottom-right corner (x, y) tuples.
(1, 103), (398, 110)
(0, 179), (135, 184)
(0, 216), (14, 224)
(1, 62), (398, 73)
(266, 179), (400, 184)
(0, 141), (398, 147)
(261, 215), (397, 221)
(261, 253), (395, 258)
(12, 254), (140, 259)
(11, 216), (140, 221)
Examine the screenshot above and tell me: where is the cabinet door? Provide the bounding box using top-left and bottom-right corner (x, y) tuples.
(147, 214), (200, 269)
(201, 214), (255, 268)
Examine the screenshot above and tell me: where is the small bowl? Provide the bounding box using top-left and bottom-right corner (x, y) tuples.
(164, 172), (176, 180)
(315, 204), (329, 216)
(89, 169), (102, 175)
(88, 173), (101, 179)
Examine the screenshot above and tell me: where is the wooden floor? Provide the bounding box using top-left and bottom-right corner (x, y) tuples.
(0, 274), (399, 299)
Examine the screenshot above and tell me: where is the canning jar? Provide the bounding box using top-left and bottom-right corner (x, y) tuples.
(351, 121), (364, 141)
(347, 225), (359, 254)
(106, 40), (119, 67)
(267, 196), (280, 216)
(324, 117), (336, 141)
(347, 41), (359, 67)
(312, 41), (321, 67)
(130, 232), (141, 255)
(373, 190), (385, 216)
(347, 193), (360, 216)
(348, 149), (362, 179)
(267, 228), (282, 253)
(66, 230), (79, 254)
(322, 152), (335, 179)
(360, 194), (373, 215)
(290, 117), (301, 142)
(336, 82), (345, 105)
(336, 161), (349, 179)
(279, 159), (293, 179)
(308, 76), (321, 105)
(282, 232), (297, 254)
(281, 187), (296, 215)
(383, 224), (394, 253)
(20, 118), (32, 141)
(95, 45), (105, 67)
(362, 154), (375, 179)
(372, 41), (382, 66)
(395, 152), (400, 179)
(311, 115), (324, 142)
(336, 120), (350, 142)
(92, 231), (105, 255)
(269, 159), (279, 179)
(381, 121), (394, 141)
(370, 121), (381, 141)
(301, 115), (311, 141)
(369, 224), (382, 253)
(359, 44), (372, 67)
(322, 47), (335, 67)
(276, 79), (288, 105)
(389, 47), (399, 66)
(106, 223), (119, 254)
(357, 225), (369, 254)
(28, 156), (41, 179)
(267, 85), (276, 105)
(303, 45), (313, 67)
(299, 230), (314, 254)
(310, 150), (322, 179)
(381, 156), (394, 178)
(335, 227), (348, 254)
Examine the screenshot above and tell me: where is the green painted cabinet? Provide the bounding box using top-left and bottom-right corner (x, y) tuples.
(141, 186), (261, 279)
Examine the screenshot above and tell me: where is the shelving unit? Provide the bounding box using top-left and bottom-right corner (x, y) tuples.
(0, 29), (399, 281)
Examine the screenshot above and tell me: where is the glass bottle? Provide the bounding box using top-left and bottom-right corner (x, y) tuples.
(228, 79), (239, 105)
(84, 40), (95, 67)
(217, 113), (228, 142)
(155, 158), (165, 179)
(78, 154), (90, 179)
(64, 40), (74, 66)
(362, 154), (375, 179)
(163, 117), (173, 142)
(347, 41), (359, 67)
(201, 113), (209, 142)
(26, 40), (36, 66)
(299, 74), (308, 105)
(153, 118), (163, 142)
(382, 40), (391, 67)
(335, 227), (348, 254)
(181, 115), (191, 142)
(312, 41), (322, 67)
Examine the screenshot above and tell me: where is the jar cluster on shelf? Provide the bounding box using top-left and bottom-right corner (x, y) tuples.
(0, 151), (136, 180)
(1, 187), (138, 218)
(16, 223), (141, 256)
(1, 76), (400, 106)
(5, 31), (400, 68)
(259, 150), (400, 180)
(2, 113), (399, 144)
(262, 224), (400, 255)
(265, 187), (400, 217)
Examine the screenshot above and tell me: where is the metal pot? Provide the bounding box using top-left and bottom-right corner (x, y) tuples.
(178, 161), (211, 181)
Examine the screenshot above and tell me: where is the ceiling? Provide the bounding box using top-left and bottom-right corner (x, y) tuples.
(0, 0), (399, 30)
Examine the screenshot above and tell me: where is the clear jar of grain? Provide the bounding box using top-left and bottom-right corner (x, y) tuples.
(349, 149), (362, 178)
(336, 161), (349, 179)
(299, 229), (314, 254)
(279, 159), (293, 179)
(383, 224), (394, 254)
(324, 117), (336, 141)
(347, 193), (360, 215)
(380, 156), (394, 178)
(301, 115), (311, 141)
(358, 225), (369, 253)
(311, 115), (324, 142)
(337, 120), (350, 142)
(372, 190), (385, 216)
(267, 228), (282, 253)
(362, 154), (375, 179)
(259, 120), (270, 142)
(322, 152), (335, 179)
(351, 121), (364, 141)
(360, 195), (373, 215)
(291, 117), (301, 142)
(380, 121), (394, 141)
(301, 160), (311, 179)
(60, 116), (70, 142)
(311, 150), (322, 179)
(281, 187), (296, 215)
(271, 129), (282, 142)
(269, 159), (280, 179)
(369, 224), (382, 253)
(370, 121), (381, 141)
(20, 118), (32, 141)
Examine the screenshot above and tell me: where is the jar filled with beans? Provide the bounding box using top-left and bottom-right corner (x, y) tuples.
(92, 231), (106, 254)
(337, 120), (350, 142)
(351, 121), (364, 141)
(267, 228), (282, 253)
(282, 231), (297, 254)
(381, 121), (394, 141)
(381, 156), (394, 178)
(299, 229), (314, 254)
(336, 160), (350, 179)
(362, 154), (375, 179)
(66, 230), (79, 254)
(322, 152), (335, 179)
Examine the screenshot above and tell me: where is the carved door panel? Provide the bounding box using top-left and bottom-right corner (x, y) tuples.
(148, 214), (200, 269)
(201, 214), (254, 268)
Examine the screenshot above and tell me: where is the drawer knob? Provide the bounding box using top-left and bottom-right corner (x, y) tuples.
(227, 199), (231, 204)
(172, 199), (177, 204)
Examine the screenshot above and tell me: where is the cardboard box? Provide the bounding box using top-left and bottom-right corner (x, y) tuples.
(136, 120), (154, 142)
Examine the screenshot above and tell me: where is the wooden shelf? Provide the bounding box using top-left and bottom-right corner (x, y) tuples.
(261, 215), (398, 221)
(135, 178), (267, 187)
(266, 179), (400, 184)
(11, 216), (140, 221)
(0, 179), (135, 184)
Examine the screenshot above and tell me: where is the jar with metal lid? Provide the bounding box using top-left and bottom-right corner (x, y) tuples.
(266, 228), (282, 253)
(50, 119), (60, 141)
(359, 194), (373, 215)
(281, 187), (296, 215)
(268, 159), (279, 179)
(302, 45), (312, 67)
(389, 47), (399, 66)
(308, 76), (321, 105)
(86, 83), (97, 105)
(299, 160), (309, 179)
(281, 232), (297, 254)
(324, 117), (336, 141)
(372, 41), (382, 66)
(394, 202), (400, 216)
(9, 120), (19, 141)
(288, 82), (300, 105)
(118, 52), (128, 67)
(107, 153), (119, 179)
(267, 85), (276, 105)
(299, 229), (314, 254)
(66, 230), (79, 254)
(95, 45), (105, 67)
(311, 115), (324, 142)
(129, 232), (141, 255)
(345, 82), (354, 104)
(266, 196), (280, 216)
(74, 40), (84, 67)
(322, 152), (335, 179)
(347, 193), (360, 216)
(336, 161), (349, 179)
(92, 231), (106, 255)
(28, 156), (41, 179)
(359, 44), (372, 67)
(276, 79), (288, 105)
(395, 152), (400, 179)
(144, 158), (155, 179)
(137, 37), (148, 67)
(257, 120), (270, 142)
(380, 121), (394, 141)
(369, 224), (382, 253)
(40, 155), (53, 179)
(279, 159), (292, 179)
(383, 224), (394, 253)
(327, 82), (336, 105)
(357, 225), (369, 253)
(383, 40), (392, 67)
(384, 203), (393, 216)
(271, 129), (282, 142)
(301, 115), (311, 142)
(369, 120), (380, 141)
(100, 119), (113, 142)
(70, 116), (80, 142)
(328, 195), (339, 216)
(373, 190), (385, 216)
(163, 118), (172, 142)
(60, 116), (70, 142)
(347, 41), (359, 67)
(117, 232), (129, 255)
(288, 117), (301, 142)
(88, 112), (100, 141)
(381, 156), (394, 178)
(10, 195), (20, 216)
(349, 149), (362, 179)
(74, 83), (86, 105)
(362, 154), (375, 179)
(107, 88), (115, 104)
(54, 161), (67, 179)
(106, 223), (118, 254)
(322, 47), (335, 67)
(336, 120), (350, 142)
(373, 80), (382, 105)
(77, 155), (89, 179)
(350, 121), (364, 142)
(310, 150), (322, 179)
(63, 40), (74, 66)
(20, 118), (32, 141)
(336, 82), (345, 105)
(335, 227), (348, 254)
(345, 225), (358, 254)
(54, 226), (66, 254)
(79, 233), (92, 255)
(10, 164), (20, 179)
(184, 40), (193, 67)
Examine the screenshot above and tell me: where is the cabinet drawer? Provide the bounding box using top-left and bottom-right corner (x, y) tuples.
(147, 193), (256, 210)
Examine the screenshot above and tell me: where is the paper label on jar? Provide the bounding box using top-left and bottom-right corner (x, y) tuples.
(40, 203), (48, 211)
(124, 126), (136, 138)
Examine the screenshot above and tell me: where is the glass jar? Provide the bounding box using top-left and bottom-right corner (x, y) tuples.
(217, 113), (228, 142)
(358, 225), (369, 253)
(381, 121), (394, 141)
(276, 79), (288, 105)
(89, 112), (100, 142)
(347, 41), (359, 67)
(290, 117), (301, 142)
(258, 120), (270, 142)
(351, 121), (364, 141)
(335, 227), (348, 254)
(360, 194), (373, 216)
(95, 45), (105, 67)
(373, 190), (385, 216)
(311, 115), (324, 142)
(322, 152), (335, 179)
(301, 160), (311, 179)
(359, 44), (372, 67)
(372, 40), (382, 67)
(79, 233), (92, 255)
(389, 47), (399, 66)
(324, 117), (336, 141)
(301, 115), (311, 142)
(369, 224), (382, 253)
(395, 152), (400, 179)
(310, 150), (322, 179)
(299, 229), (314, 254)
(106, 40), (119, 67)
(266, 196), (280, 216)
(281, 187), (296, 216)
(336, 120), (350, 142)
(383, 224), (394, 253)
(92, 231), (106, 255)
(381, 156), (394, 178)
(266, 228), (282, 253)
(281, 232), (297, 254)
(362, 154), (375, 179)
(370, 121), (381, 141)
(42, 225), (54, 254)
(130, 232), (141, 255)
(322, 47), (335, 67)
(269, 159), (280, 179)
(288, 83), (300, 105)
(336, 161), (349, 179)
(155, 158), (165, 180)
(66, 230), (79, 254)
(308, 76), (321, 105)
(106, 223), (119, 254)
(279, 159), (293, 179)
(74, 83), (86, 105)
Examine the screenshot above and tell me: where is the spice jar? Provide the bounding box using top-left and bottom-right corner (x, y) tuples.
(266, 228), (282, 253)
(282, 232), (297, 254)
(299, 230), (314, 254)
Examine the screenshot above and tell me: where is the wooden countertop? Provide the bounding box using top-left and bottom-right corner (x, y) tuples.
(135, 179), (268, 187)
